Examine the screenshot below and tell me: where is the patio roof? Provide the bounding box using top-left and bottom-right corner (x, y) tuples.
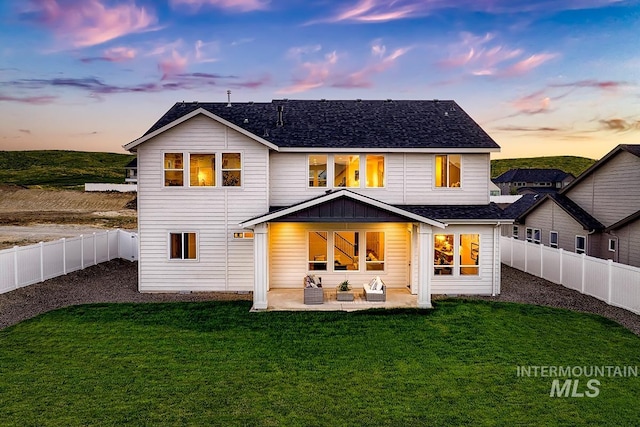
(239, 190), (446, 228)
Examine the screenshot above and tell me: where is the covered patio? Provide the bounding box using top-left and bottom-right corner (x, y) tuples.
(266, 287), (418, 311)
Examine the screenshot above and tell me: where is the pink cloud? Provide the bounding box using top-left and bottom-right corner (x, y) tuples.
(0, 94), (57, 104)
(335, 46), (410, 88)
(170, 0), (269, 12)
(437, 32), (556, 78)
(159, 50), (188, 79)
(279, 51), (339, 94)
(511, 90), (553, 115)
(23, 0), (157, 48)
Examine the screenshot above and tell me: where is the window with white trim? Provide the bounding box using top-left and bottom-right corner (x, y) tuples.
(334, 231), (359, 271)
(365, 232), (385, 271)
(164, 153), (184, 186)
(308, 155), (327, 187)
(222, 153), (242, 186)
(334, 155), (360, 188)
(550, 231), (558, 248)
(365, 155), (385, 188)
(526, 227), (541, 244)
(190, 153), (215, 186)
(308, 231), (328, 271)
(608, 239), (616, 252)
(434, 234), (479, 276)
(435, 154), (461, 188)
(169, 232), (197, 260)
(512, 225), (519, 239)
(576, 235), (586, 254)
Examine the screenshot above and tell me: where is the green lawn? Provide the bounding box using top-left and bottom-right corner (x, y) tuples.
(0, 300), (638, 426)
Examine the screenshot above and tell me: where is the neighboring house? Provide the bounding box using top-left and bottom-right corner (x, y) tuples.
(507, 144), (640, 267)
(489, 180), (501, 196)
(493, 168), (574, 195)
(124, 99), (508, 310)
(125, 157), (138, 184)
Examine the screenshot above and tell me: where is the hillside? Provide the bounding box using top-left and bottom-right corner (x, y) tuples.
(0, 150), (135, 188)
(490, 156), (596, 179)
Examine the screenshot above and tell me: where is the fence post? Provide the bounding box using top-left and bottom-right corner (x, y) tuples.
(581, 253), (586, 294)
(81, 235), (84, 270)
(13, 246), (18, 290)
(62, 238), (67, 275)
(509, 237), (514, 267)
(540, 243), (544, 278)
(524, 241), (528, 273)
(40, 241), (44, 283)
(607, 259), (613, 304)
(93, 232), (97, 265)
(106, 230), (111, 261)
(559, 248), (563, 285)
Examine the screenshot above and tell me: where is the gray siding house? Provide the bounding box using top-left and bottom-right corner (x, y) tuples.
(493, 168), (574, 195)
(505, 144), (640, 267)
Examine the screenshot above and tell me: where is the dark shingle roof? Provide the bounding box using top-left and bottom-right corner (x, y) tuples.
(125, 158), (137, 168)
(501, 194), (540, 220)
(493, 168), (573, 183)
(398, 203), (505, 221)
(142, 99), (499, 150)
(519, 193), (604, 231)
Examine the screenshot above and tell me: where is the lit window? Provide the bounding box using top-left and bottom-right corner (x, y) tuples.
(434, 234), (454, 275)
(233, 232), (254, 239)
(576, 235), (586, 254)
(334, 155), (360, 188)
(308, 155), (327, 187)
(365, 155), (385, 188)
(190, 154), (215, 187)
(460, 234), (479, 275)
(334, 231), (359, 271)
(169, 232), (197, 260)
(308, 232), (327, 271)
(222, 153), (242, 186)
(435, 154), (461, 188)
(365, 232), (385, 271)
(164, 153), (184, 186)
(550, 231), (558, 248)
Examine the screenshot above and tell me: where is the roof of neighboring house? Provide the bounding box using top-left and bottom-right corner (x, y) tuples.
(501, 194), (540, 220)
(493, 168), (573, 184)
(560, 144), (640, 194)
(518, 193), (604, 231)
(130, 99), (500, 151)
(516, 187), (560, 195)
(606, 209), (640, 232)
(125, 158), (137, 168)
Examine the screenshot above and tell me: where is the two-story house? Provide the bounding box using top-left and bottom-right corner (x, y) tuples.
(124, 99), (507, 310)
(493, 168), (574, 195)
(506, 144), (640, 267)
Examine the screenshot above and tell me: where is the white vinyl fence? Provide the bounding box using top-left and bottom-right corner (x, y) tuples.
(501, 236), (640, 315)
(0, 229), (138, 295)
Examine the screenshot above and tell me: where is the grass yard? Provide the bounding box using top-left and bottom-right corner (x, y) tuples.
(0, 300), (639, 426)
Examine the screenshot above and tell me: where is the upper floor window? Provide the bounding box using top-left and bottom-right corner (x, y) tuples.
(164, 153), (184, 186)
(334, 155), (360, 188)
(435, 154), (461, 188)
(222, 153), (242, 186)
(190, 154), (215, 187)
(365, 155), (385, 188)
(309, 155), (327, 187)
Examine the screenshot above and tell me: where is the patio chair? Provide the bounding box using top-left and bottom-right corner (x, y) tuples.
(303, 275), (324, 304)
(363, 276), (386, 302)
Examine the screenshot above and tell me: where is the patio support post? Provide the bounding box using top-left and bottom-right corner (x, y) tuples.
(253, 223), (268, 310)
(417, 223), (433, 308)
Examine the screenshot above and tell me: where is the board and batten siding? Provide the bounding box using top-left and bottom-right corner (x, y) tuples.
(566, 151), (640, 227)
(136, 115), (269, 292)
(430, 224), (496, 295)
(269, 222), (411, 289)
(269, 152), (490, 206)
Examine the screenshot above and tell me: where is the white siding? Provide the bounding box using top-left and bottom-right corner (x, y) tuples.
(269, 152), (490, 206)
(566, 151), (640, 226)
(137, 115), (269, 292)
(269, 222), (411, 289)
(430, 225), (496, 295)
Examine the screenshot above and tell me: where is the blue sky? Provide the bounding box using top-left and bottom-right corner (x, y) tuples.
(0, 0), (639, 159)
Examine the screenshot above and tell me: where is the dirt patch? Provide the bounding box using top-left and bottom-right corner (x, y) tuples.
(0, 187), (136, 249)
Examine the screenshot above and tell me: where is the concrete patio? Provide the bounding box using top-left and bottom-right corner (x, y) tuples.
(266, 287), (419, 311)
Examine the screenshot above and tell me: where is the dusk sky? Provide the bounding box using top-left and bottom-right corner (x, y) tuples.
(1, 0), (639, 159)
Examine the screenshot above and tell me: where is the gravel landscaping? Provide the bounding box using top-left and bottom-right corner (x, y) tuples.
(1, 260), (638, 336)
